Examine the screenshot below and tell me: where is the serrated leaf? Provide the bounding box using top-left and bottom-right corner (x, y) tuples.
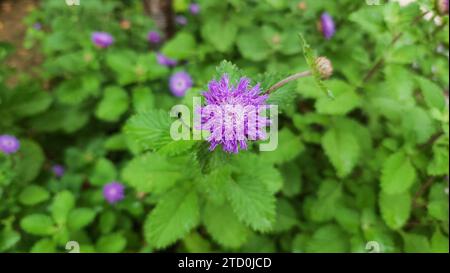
(306, 225), (350, 253)
(67, 208), (96, 231)
(203, 202), (249, 249)
(20, 214), (55, 236)
(322, 125), (360, 178)
(381, 151), (416, 194)
(19, 185), (50, 206)
(51, 191), (75, 225)
(96, 233), (127, 253)
(380, 192), (411, 230)
(225, 174), (276, 232)
(144, 186), (200, 249)
(95, 86), (129, 122)
(122, 153), (183, 193)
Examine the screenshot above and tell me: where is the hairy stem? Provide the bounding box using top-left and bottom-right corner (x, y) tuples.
(264, 70), (312, 95)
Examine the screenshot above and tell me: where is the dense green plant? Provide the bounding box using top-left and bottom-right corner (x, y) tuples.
(0, 0), (448, 253)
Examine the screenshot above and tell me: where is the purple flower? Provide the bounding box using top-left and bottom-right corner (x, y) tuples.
(175, 15), (188, 26)
(52, 164), (65, 178)
(189, 3), (200, 15)
(156, 53), (178, 67)
(169, 71), (193, 97)
(197, 75), (270, 153)
(147, 31), (161, 44)
(33, 23), (42, 30)
(91, 32), (114, 48)
(319, 12), (335, 39)
(103, 182), (125, 204)
(0, 135), (20, 154)
(437, 0), (449, 15)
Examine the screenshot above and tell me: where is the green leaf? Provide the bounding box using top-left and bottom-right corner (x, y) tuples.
(99, 210), (116, 234)
(315, 80), (361, 115)
(14, 139), (45, 184)
(51, 191), (75, 225)
(273, 198), (298, 233)
(31, 238), (56, 253)
(201, 15), (237, 52)
(144, 186), (200, 249)
(381, 151), (416, 194)
(431, 229), (449, 253)
(95, 86), (129, 122)
(89, 158), (117, 186)
(122, 153), (183, 193)
(401, 107), (436, 144)
(307, 180), (343, 223)
(20, 214), (55, 236)
(225, 173), (276, 232)
(96, 233), (127, 253)
(162, 32), (196, 59)
(132, 86), (155, 112)
(237, 28), (271, 61)
(306, 225), (350, 253)
(322, 124), (360, 178)
(379, 192), (411, 230)
(19, 185), (50, 206)
(124, 110), (173, 151)
(261, 128), (304, 165)
(402, 233), (431, 253)
(416, 76), (447, 111)
(67, 208), (97, 231)
(203, 202), (249, 249)
(0, 227), (20, 252)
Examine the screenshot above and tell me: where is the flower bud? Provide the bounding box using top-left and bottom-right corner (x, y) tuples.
(436, 0), (449, 15)
(315, 56), (333, 79)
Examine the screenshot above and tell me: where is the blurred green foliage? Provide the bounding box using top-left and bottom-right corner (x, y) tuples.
(0, 0), (448, 253)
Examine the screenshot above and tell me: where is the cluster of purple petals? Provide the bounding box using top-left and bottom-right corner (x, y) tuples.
(103, 182), (125, 204)
(175, 15), (188, 26)
(169, 71), (193, 97)
(147, 31), (162, 44)
(52, 164), (65, 178)
(156, 53), (178, 67)
(0, 135), (20, 154)
(91, 32), (114, 48)
(197, 75), (270, 153)
(189, 3), (200, 15)
(319, 12), (335, 39)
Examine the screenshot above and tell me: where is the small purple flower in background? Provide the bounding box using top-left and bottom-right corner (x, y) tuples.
(197, 75), (270, 153)
(318, 12), (335, 40)
(169, 71), (193, 97)
(0, 135), (20, 154)
(33, 23), (42, 30)
(156, 53), (178, 67)
(103, 182), (125, 204)
(147, 31), (161, 44)
(91, 32), (114, 48)
(189, 3), (200, 15)
(175, 15), (188, 26)
(52, 164), (65, 178)
(437, 0), (449, 15)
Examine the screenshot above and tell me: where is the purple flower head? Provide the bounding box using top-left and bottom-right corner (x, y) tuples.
(156, 53), (178, 67)
(147, 31), (161, 44)
(91, 32), (114, 48)
(189, 3), (200, 15)
(319, 12), (335, 39)
(52, 164), (65, 178)
(169, 71), (193, 97)
(175, 15), (188, 26)
(33, 23), (42, 30)
(197, 75), (270, 154)
(437, 0), (449, 15)
(0, 135), (20, 154)
(103, 182), (125, 204)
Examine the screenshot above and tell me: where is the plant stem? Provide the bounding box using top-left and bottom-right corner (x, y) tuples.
(264, 70), (312, 95)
